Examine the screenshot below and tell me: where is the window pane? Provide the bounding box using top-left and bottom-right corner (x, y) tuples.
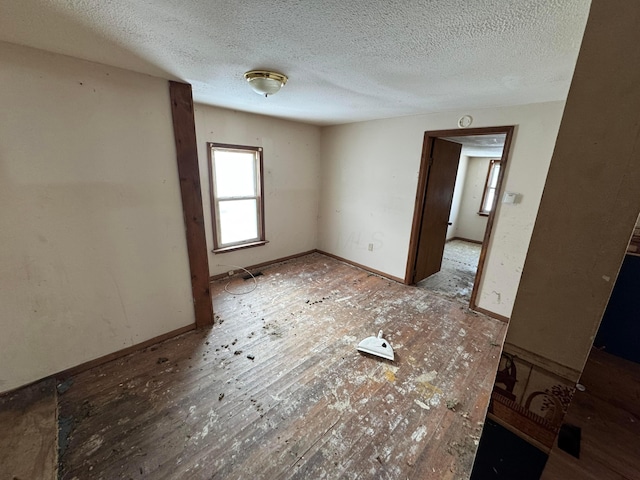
(214, 150), (256, 197)
(484, 188), (496, 212)
(489, 164), (500, 188)
(219, 199), (258, 244)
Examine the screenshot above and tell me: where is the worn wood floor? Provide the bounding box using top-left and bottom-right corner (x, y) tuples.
(45, 253), (505, 479)
(0, 379), (58, 480)
(417, 240), (481, 304)
(541, 348), (640, 480)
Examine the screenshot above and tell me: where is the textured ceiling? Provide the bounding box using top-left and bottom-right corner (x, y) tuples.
(444, 135), (506, 157)
(0, 0), (591, 125)
(443, 134), (506, 148)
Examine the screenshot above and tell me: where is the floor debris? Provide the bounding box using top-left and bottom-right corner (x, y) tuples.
(52, 252), (506, 479)
(56, 378), (74, 395)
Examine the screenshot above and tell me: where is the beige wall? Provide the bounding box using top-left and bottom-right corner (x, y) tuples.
(0, 42), (194, 392)
(194, 105), (321, 277)
(506, 0), (640, 372)
(319, 101), (565, 317)
(454, 156), (491, 243)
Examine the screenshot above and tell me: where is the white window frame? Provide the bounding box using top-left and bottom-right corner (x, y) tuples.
(207, 143), (266, 253)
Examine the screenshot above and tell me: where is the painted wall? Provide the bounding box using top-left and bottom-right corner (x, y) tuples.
(0, 42), (194, 392)
(454, 157), (491, 243)
(194, 105), (321, 277)
(319, 101), (565, 316)
(506, 0), (640, 373)
(446, 155), (468, 240)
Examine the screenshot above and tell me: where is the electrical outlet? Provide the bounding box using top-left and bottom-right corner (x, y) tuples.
(368, 243), (374, 251)
(228, 270), (234, 276)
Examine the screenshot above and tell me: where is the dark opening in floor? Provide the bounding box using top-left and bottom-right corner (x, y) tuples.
(470, 418), (549, 480)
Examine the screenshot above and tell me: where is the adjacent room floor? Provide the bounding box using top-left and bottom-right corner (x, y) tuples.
(541, 347), (640, 480)
(1, 252), (506, 480)
(417, 240), (482, 304)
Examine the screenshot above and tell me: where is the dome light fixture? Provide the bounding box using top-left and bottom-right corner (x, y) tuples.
(243, 70), (288, 97)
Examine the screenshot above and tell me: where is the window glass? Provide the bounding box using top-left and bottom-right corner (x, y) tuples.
(208, 143), (265, 251)
(484, 189), (496, 212)
(480, 160), (501, 214)
(488, 164), (500, 189)
(213, 151), (256, 197)
(219, 199), (258, 244)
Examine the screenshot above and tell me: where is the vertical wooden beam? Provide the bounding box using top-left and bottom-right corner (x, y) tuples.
(169, 81), (213, 328)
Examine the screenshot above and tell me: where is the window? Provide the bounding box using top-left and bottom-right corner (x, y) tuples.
(208, 143), (266, 252)
(479, 159), (501, 215)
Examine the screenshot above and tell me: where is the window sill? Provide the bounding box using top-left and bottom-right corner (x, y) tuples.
(212, 240), (269, 254)
(477, 212), (490, 217)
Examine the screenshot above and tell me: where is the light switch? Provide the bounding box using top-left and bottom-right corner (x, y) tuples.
(503, 192), (520, 204)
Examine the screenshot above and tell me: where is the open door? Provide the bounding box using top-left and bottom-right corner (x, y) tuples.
(413, 138), (462, 282)
(406, 126), (514, 317)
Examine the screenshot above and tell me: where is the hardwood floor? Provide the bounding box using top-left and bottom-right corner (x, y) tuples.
(6, 253), (506, 480)
(0, 379), (57, 479)
(417, 240), (481, 304)
(541, 348), (640, 480)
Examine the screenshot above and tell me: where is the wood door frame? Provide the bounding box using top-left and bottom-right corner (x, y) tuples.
(405, 125), (515, 314)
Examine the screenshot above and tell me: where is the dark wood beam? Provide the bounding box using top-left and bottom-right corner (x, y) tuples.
(169, 81), (213, 328)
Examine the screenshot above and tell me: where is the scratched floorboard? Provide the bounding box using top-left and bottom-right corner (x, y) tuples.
(57, 252), (506, 479)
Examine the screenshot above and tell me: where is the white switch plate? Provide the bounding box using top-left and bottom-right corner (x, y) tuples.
(503, 192), (520, 204)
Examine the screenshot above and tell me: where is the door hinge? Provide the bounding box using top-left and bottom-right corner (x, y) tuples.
(429, 157), (434, 166)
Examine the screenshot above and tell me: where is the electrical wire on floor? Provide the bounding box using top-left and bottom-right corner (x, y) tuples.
(216, 264), (258, 295)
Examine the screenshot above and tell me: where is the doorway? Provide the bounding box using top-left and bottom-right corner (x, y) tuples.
(405, 126), (514, 313)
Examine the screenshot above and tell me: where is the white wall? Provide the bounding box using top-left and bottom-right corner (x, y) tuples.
(0, 42), (194, 392)
(446, 155), (468, 240)
(319, 101), (564, 317)
(455, 156), (492, 242)
(194, 105), (321, 276)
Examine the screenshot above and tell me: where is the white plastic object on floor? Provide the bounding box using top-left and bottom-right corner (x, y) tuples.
(357, 330), (395, 361)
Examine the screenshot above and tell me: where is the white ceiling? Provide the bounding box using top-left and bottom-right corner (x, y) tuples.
(443, 134), (506, 149)
(0, 0), (591, 126)
(444, 134), (506, 157)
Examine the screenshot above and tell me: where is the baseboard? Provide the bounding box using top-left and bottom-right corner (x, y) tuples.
(449, 236), (483, 245)
(316, 250), (405, 284)
(0, 373), (59, 398)
(56, 324), (196, 380)
(0, 323), (197, 396)
(473, 306), (510, 323)
(209, 250), (318, 282)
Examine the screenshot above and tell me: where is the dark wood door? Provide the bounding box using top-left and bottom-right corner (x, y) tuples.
(413, 138), (462, 283)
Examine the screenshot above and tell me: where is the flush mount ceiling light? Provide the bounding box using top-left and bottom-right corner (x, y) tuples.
(244, 70), (288, 97)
